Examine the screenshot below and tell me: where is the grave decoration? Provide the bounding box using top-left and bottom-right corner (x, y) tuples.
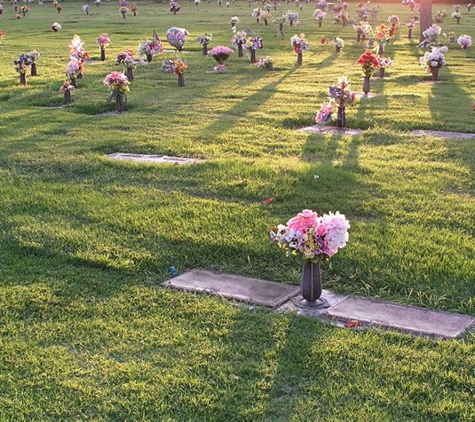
(333, 36), (344, 52)
(373, 24), (391, 55)
(232, 30), (247, 58)
(20, 5), (28, 16)
(270, 209), (350, 304)
(59, 81), (75, 104)
(130, 3), (137, 16)
(273, 15), (286, 35)
(285, 10), (299, 26)
(467, 2), (474, 11)
(104, 71), (130, 113)
(406, 17), (416, 39)
(356, 50), (379, 94)
(120, 6), (128, 18)
(257, 55), (274, 70)
(252, 7), (262, 23)
(96, 33), (111, 61)
(290, 33), (308, 65)
(137, 31), (164, 62)
(377, 56), (393, 78)
(451, 10), (462, 23)
(162, 57), (188, 87)
(13, 53), (31, 86)
(420, 45), (447, 81)
(457, 34), (472, 50)
(69, 35), (89, 79)
(315, 76), (356, 128)
(387, 14), (399, 37)
(261, 10), (272, 25)
(166, 27), (189, 51)
(447, 31), (457, 43)
(65, 57), (80, 87)
(56, 3), (62, 13)
(26, 51), (40, 76)
(116, 50), (136, 81)
(314, 9), (326, 27)
(169, 1), (181, 14)
(419, 24), (442, 48)
(197, 33), (213, 55)
(0, 5), (3, 14)
(245, 36), (263, 63)
(353, 22), (370, 42)
(83, 4), (89, 14)
(208, 45), (233, 73)
(434, 10), (447, 23)
(230, 16), (239, 32)
(51, 22), (62, 32)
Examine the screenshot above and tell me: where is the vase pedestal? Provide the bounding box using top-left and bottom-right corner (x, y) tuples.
(250, 50), (256, 63)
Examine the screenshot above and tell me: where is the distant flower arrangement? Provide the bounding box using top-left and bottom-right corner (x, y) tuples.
(104, 71), (129, 96)
(96, 33), (111, 48)
(257, 55), (274, 70)
(356, 50), (379, 77)
(162, 57), (188, 74)
(420, 45), (447, 71)
(377, 56), (393, 68)
(51, 22), (62, 32)
(59, 81), (75, 93)
(116, 50), (136, 68)
(333, 37), (345, 49)
(290, 33), (308, 53)
(286, 10), (299, 25)
(197, 33), (213, 45)
(169, 1), (181, 13)
(457, 34), (472, 50)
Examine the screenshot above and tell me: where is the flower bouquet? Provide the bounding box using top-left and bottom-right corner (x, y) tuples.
(96, 33), (111, 61)
(434, 10), (447, 23)
(197, 33), (212, 55)
(170, 1), (181, 14)
(83, 4), (90, 14)
(51, 22), (62, 32)
(316, 0), (327, 10)
(387, 14), (400, 37)
(116, 50), (136, 81)
(208, 45), (233, 72)
(406, 18), (417, 39)
(131, 3), (137, 15)
(26, 50), (40, 76)
(69, 35), (89, 78)
(59, 81), (75, 104)
(314, 9), (326, 27)
(290, 33), (308, 65)
(162, 57), (188, 86)
(137, 32), (164, 62)
(13, 54), (31, 85)
(333, 36), (344, 52)
(104, 71), (130, 112)
(230, 16), (239, 31)
(56, 3), (62, 13)
(261, 10), (272, 25)
(377, 56), (393, 78)
(65, 56), (80, 87)
(356, 50), (379, 93)
(252, 7), (262, 23)
(419, 24), (442, 48)
(119, 6), (128, 18)
(457, 35), (472, 50)
(420, 45), (447, 81)
(468, 2), (474, 11)
(333, 10), (350, 27)
(373, 24), (391, 54)
(270, 209), (350, 303)
(285, 10), (299, 26)
(232, 30), (247, 57)
(166, 27), (189, 51)
(20, 5), (28, 16)
(257, 55), (274, 70)
(245, 36), (263, 63)
(451, 11), (462, 23)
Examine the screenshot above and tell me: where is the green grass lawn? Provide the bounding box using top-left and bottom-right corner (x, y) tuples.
(0, 1), (474, 420)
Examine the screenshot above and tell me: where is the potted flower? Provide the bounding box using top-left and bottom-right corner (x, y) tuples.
(377, 56), (393, 78)
(137, 32), (164, 62)
(257, 55), (274, 70)
(51, 22), (62, 32)
(96, 33), (111, 61)
(13, 54), (31, 86)
(169, 1), (181, 14)
(419, 45), (447, 81)
(232, 30), (247, 58)
(116, 50), (136, 81)
(166, 27), (189, 52)
(333, 37), (344, 52)
(245, 36), (263, 63)
(356, 50), (379, 94)
(290, 33), (308, 65)
(104, 71), (130, 113)
(26, 50), (40, 76)
(457, 35), (472, 50)
(197, 33), (212, 55)
(314, 9), (326, 27)
(208, 45), (233, 72)
(270, 209), (350, 304)
(162, 57), (188, 87)
(59, 81), (75, 104)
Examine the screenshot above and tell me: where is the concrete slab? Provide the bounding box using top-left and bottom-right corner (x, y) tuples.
(107, 153), (201, 165)
(411, 130), (475, 139)
(299, 126), (365, 136)
(325, 296), (475, 338)
(164, 269), (300, 308)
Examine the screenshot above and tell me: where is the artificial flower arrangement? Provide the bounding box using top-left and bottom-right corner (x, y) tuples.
(333, 10), (350, 26)
(51, 22), (62, 32)
(96, 33), (111, 61)
(377, 56), (393, 78)
(316, 0), (327, 9)
(197, 33), (213, 55)
(468, 2), (474, 11)
(252, 7), (262, 22)
(269, 209), (350, 264)
(447, 31), (457, 42)
(119, 6), (128, 18)
(285, 10), (299, 26)
(59, 81), (75, 104)
(69, 35), (89, 78)
(169, 1), (181, 14)
(83, 4), (90, 14)
(451, 11), (462, 23)
(65, 56), (80, 86)
(333, 36), (345, 51)
(406, 17), (416, 37)
(419, 24), (442, 48)
(20, 5), (28, 16)
(162, 57), (188, 86)
(420, 45), (447, 80)
(130, 3), (137, 15)
(373, 23), (391, 49)
(434, 10), (447, 23)
(402, 0), (418, 11)
(116, 50), (136, 81)
(232, 30), (248, 57)
(166, 27), (189, 51)
(457, 34), (472, 50)
(230, 16), (239, 28)
(290, 33), (308, 54)
(13, 54), (31, 86)
(137, 33), (164, 62)
(103, 71), (130, 112)
(356, 50), (379, 78)
(245, 36), (263, 63)
(273, 15), (286, 24)
(194, 0), (200, 6)
(208, 45), (233, 72)
(26, 50), (40, 76)
(314, 9), (327, 26)
(315, 76), (356, 127)
(261, 10), (272, 25)
(257, 55), (274, 70)
(56, 3), (62, 13)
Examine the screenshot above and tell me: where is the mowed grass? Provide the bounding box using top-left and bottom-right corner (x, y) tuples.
(0, 1), (474, 421)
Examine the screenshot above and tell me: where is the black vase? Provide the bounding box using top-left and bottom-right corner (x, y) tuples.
(301, 261), (322, 302)
(337, 106), (346, 128)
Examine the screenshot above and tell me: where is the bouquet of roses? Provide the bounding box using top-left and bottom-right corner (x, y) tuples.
(270, 209), (350, 263)
(356, 50), (379, 77)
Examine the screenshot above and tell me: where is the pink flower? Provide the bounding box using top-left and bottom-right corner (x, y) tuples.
(286, 209), (318, 233)
(320, 211), (350, 255)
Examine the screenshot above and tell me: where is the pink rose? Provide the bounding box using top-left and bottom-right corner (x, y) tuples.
(286, 209), (318, 233)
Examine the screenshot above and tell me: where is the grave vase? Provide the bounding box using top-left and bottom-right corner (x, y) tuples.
(63, 90), (72, 105)
(126, 67), (134, 82)
(379, 67), (385, 78)
(177, 73), (185, 87)
(19, 72), (27, 86)
(430, 67), (439, 82)
(238, 44), (243, 58)
(202, 44), (208, 56)
(301, 261), (322, 302)
(31, 62), (37, 76)
(146, 53), (153, 63)
(377, 44), (383, 55)
(116, 93), (125, 112)
(335, 46), (341, 53)
(279, 22), (283, 32)
(336, 106), (346, 128)
(356, 33), (361, 42)
(363, 76), (370, 94)
(70, 77), (77, 88)
(408, 28), (412, 39)
(100, 46), (106, 61)
(297, 52), (302, 65)
(250, 49), (256, 63)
